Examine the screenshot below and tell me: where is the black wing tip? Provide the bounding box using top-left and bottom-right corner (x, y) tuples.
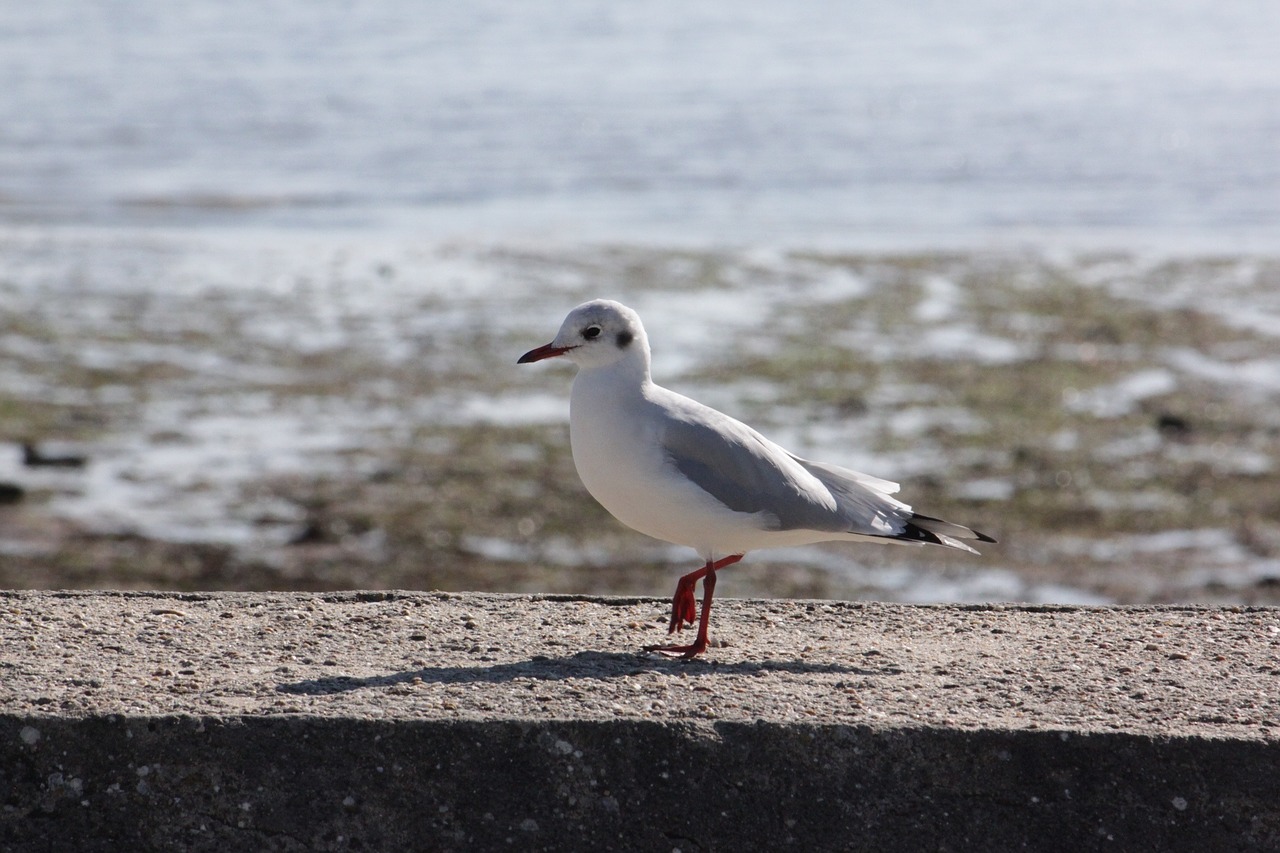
(909, 512), (997, 544)
(895, 522), (947, 547)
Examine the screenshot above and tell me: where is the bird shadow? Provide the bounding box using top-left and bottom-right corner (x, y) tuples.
(277, 650), (900, 696)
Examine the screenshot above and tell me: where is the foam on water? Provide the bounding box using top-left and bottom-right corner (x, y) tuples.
(1064, 369), (1179, 418)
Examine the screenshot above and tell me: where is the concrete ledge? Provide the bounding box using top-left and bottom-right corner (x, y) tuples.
(3, 590), (1280, 851)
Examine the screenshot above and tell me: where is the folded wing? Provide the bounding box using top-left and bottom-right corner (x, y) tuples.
(660, 399), (995, 553)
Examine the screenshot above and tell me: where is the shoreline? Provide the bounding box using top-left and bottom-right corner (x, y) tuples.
(2, 229), (1278, 604)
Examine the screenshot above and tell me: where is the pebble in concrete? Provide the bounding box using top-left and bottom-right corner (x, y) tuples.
(2, 590), (1280, 851)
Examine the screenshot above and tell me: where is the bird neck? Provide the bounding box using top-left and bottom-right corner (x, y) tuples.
(572, 351), (652, 404)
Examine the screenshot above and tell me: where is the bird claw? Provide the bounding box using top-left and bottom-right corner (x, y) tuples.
(642, 640), (707, 660)
(655, 555), (737, 656)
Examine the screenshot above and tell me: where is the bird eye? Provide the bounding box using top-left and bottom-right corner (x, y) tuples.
(583, 325), (602, 339)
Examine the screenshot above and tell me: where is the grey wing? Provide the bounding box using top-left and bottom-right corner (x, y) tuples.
(658, 397), (994, 551)
(660, 410), (850, 532)
(797, 457), (996, 551)
(788, 457), (915, 537)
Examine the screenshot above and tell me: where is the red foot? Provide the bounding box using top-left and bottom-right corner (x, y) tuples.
(662, 554), (743, 634)
(643, 638), (707, 660)
(645, 554), (742, 660)
(668, 577), (698, 633)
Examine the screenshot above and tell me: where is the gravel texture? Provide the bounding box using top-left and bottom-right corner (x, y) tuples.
(4, 590), (1280, 851)
(4, 590), (1280, 736)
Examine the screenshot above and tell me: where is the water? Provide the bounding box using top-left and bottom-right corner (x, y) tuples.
(3, 0), (1279, 247)
(4, 4), (1280, 603)
(3, 230), (1278, 603)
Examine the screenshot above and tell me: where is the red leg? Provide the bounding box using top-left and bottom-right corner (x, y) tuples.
(666, 554), (742, 633)
(667, 567), (707, 634)
(646, 554), (742, 659)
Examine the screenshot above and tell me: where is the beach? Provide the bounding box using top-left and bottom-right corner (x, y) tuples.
(2, 2), (1279, 603)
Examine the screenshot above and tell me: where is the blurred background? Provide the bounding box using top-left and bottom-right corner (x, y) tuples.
(2, 1), (1278, 604)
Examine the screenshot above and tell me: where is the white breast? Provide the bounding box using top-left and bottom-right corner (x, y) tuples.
(569, 371), (772, 559)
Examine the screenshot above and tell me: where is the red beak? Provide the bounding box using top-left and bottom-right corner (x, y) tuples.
(517, 342), (575, 364)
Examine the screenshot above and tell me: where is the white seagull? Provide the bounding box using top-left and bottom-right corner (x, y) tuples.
(519, 299), (995, 659)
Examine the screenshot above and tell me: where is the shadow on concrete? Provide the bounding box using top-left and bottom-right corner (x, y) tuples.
(276, 650), (901, 695)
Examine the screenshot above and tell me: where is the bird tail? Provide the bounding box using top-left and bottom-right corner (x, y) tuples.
(792, 455), (996, 554)
(902, 513), (997, 554)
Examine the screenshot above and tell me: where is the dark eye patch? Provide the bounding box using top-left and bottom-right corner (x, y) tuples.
(616, 330), (633, 348)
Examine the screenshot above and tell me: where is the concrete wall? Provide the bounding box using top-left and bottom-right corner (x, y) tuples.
(3, 590), (1279, 851)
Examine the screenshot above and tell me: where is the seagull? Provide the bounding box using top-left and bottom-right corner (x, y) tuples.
(519, 299), (995, 659)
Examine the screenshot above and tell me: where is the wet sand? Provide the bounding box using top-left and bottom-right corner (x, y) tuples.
(2, 229), (1279, 605)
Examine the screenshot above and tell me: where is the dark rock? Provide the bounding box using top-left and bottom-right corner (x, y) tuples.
(20, 442), (87, 468)
(1156, 412), (1192, 437)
